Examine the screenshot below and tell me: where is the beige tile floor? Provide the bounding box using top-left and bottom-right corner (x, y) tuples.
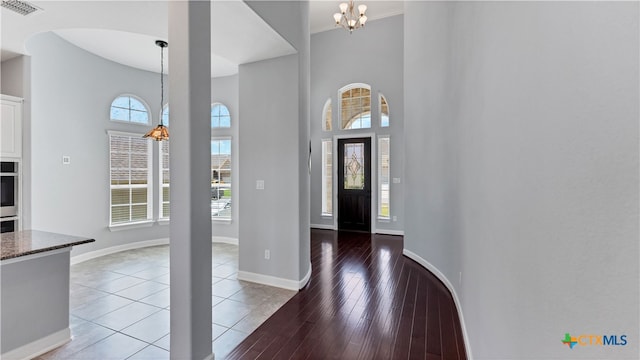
(36, 243), (296, 360)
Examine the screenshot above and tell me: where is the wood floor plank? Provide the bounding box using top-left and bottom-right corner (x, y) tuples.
(440, 291), (461, 360)
(426, 281), (443, 356)
(409, 272), (429, 359)
(359, 261), (410, 359)
(451, 299), (467, 358)
(225, 230), (466, 360)
(389, 268), (418, 359)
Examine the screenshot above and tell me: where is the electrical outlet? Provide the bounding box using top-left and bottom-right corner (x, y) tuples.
(62, 156), (71, 165)
(264, 249), (270, 260)
(256, 180), (265, 190)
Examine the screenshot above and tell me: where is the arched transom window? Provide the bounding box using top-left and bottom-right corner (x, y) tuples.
(323, 99), (332, 131)
(161, 104), (169, 126)
(380, 94), (389, 127)
(211, 103), (231, 128)
(110, 95), (150, 125)
(340, 84), (371, 130)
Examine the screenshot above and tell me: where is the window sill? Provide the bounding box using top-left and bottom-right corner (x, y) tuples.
(212, 217), (232, 224)
(377, 217), (391, 223)
(321, 213), (333, 218)
(156, 218), (231, 225)
(109, 220), (154, 232)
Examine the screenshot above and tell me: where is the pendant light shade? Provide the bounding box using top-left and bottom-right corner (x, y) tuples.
(143, 124), (169, 141)
(144, 40), (169, 141)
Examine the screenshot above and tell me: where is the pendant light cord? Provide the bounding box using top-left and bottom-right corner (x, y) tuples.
(160, 45), (164, 126)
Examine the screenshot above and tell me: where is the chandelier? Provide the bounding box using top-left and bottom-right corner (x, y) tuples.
(333, 1), (367, 33)
(144, 40), (169, 141)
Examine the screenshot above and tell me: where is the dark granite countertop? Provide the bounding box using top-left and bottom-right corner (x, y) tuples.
(0, 230), (95, 260)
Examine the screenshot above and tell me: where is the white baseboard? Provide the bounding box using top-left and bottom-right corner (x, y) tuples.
(71, 236), (240, 265)
(403, 249), (473, 360)
(376, 229), (405, 236)
(212, 236), (238, 245)
(299, 262), (312, 289)
(71, 238), (170, 265)
(310, 224), (335, 230)
(237, 270), (300, 291)
(238, 262), (312, 291)
(1, 328), (71, 360)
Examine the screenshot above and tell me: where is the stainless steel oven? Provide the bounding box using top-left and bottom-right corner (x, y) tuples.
(1, 161), (18, 218)
(0, 217), (17, 233)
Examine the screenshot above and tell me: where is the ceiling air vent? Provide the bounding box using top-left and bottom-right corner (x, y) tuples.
(1, 0), (40, 16)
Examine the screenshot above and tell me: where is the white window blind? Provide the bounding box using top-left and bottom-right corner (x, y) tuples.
(321, 139), (333, 215)
(160, 140), (170, 219)
(109, 132), (152, 225)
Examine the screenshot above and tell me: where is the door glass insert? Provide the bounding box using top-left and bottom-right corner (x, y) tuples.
(344, 143), (365, 189)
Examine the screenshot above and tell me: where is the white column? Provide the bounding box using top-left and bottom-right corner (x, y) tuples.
(168, 1), (212, 359)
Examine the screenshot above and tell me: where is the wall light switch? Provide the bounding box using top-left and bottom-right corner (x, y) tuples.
(62, 156), (71, 165)
(256, 180), (265, 190)
(392, 178), (401, 184)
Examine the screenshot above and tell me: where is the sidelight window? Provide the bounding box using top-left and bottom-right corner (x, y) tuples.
(321, 139), (333, 215)
(378, 137), (390, 219)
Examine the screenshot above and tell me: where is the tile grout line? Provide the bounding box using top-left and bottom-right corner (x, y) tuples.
(40, 244), (290, 359)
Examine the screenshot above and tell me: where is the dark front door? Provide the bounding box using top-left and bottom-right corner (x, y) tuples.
(337, 138), (371, 232)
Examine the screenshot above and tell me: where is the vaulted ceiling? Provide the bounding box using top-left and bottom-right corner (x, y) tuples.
(1, 0), (403, 77)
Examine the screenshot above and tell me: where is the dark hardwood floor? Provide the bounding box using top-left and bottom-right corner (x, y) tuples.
(226, 229), (467, 360)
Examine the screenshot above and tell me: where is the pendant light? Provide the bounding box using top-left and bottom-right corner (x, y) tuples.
(144, 40), (169, 141)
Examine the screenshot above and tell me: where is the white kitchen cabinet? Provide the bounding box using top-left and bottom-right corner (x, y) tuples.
(1, 95), (23, 159)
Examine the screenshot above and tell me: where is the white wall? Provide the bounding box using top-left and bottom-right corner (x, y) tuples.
(25, 33), (239, 256)
(238, 54), (301, 281)
(405, 2), (639, 358)
(404, 0), (458, 292)
(310, 14), (404, 234)
(1, 56), (28, 97)
(242, 1), (311, 284)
